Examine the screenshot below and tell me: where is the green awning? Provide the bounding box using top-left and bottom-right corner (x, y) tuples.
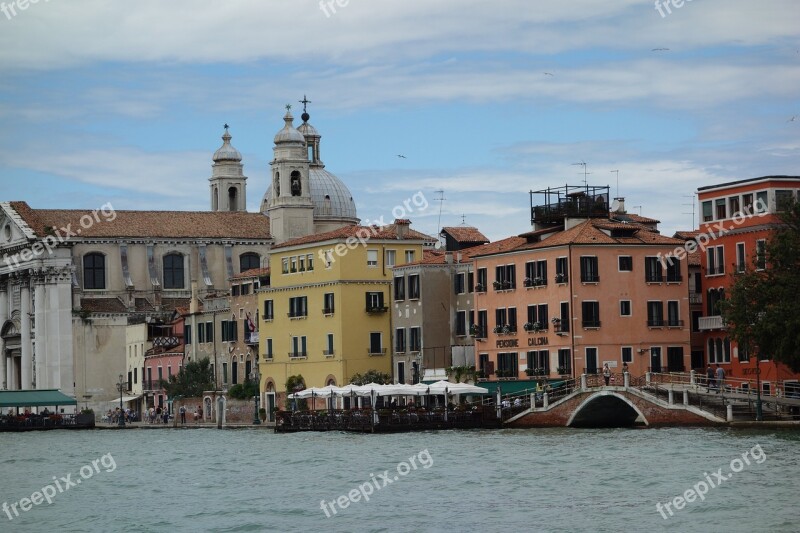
(478, 379), (566, 396)
(0, 389), (77, 408)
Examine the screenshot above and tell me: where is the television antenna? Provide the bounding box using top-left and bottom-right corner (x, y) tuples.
(682, 193), (697, 230)
(434, 190), (446, 238)
(571, 161), (590, 185)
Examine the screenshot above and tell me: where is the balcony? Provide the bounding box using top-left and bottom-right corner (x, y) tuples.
(580, 275), (600, 283)
(287, 313), (308, 320)
(647, 319), (664, 327)
(288, 352), (308, 359)
(698, 316), (725, 331)
(142, 380), (163, 392)
(531, 184), (611, 226)
(368, 348), (387, 356)
(366, 306), (388, 314)
(152, 336), (180, 348)
(245, 332), (259, 345)
(689, 293), (703, 305)
(582, 320), (601, 329)
(322, 308), (335, 316)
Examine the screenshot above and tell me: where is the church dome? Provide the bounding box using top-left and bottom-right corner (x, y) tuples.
(261, 167), (358, 220)
(213, 127), (242, 162)
(273, 110), (306, 144)
(297, 121), (319, 137)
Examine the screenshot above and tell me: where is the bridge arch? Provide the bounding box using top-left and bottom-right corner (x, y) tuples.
(567, 391), (648, 428)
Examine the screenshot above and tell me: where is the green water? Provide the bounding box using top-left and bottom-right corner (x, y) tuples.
(0, 427), (797, 532)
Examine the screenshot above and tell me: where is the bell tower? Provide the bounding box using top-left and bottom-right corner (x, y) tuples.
(266, 106), (314, 243)
(209, 125), (247, 212)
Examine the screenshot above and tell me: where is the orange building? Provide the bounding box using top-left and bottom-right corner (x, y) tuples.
(472, 186), (691, 388)
(696, 175), (800, 395)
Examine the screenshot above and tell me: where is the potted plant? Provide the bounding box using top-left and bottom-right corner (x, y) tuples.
(502, 324), (512, 335)
(523, 322), (534, 332)
(534, 277), (544, 286)
(493, 280), (502, 290)
(556, 366), (570, 375)
(555, 273), (565, 283)
(469, 323), (479, 336)
(475, 283), (485, 292)
(525, 368), (535, 376)
(502, 280), (512, 290)
(523, 277), (533, 287)
(259, 408), (267, 422)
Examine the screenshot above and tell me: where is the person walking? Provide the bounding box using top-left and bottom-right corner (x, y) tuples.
(602, 363), (612, 386)
(179, 405), (186, 424)
(706, 365), (715, 392)
(716, 364), (725, 394)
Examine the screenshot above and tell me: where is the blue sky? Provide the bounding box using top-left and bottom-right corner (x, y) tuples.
(0, 0), (798, 240)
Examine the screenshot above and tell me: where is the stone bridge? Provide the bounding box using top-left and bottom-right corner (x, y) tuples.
(504, 386), (725, 428)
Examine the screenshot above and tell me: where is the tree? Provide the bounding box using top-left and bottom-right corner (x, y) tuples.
(349, 370), (391, 385)
(285, 374), (307, 410)
(163, 357), (215, 398)
(228, 379), (259, 400)
(721, 199), (800, 372)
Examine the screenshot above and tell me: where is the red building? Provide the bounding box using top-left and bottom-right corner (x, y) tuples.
(696, 175), (800, 395)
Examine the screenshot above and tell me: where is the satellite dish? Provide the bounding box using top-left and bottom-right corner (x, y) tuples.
(610, 199), (621, 212)
(434, 240), (443, 250)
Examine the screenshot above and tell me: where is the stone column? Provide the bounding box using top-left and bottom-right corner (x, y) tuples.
(20, 280), (32, 389)
(0, 282), (7, 390)
(33, 276), (46, 389)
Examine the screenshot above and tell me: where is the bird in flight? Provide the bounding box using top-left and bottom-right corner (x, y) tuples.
(789, 116), (797, 122)
(651, 48), (670, 52)
(397, 154), (407, 159)
(543, 72), (554, 76)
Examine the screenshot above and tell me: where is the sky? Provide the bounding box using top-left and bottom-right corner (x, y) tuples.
(0, 0), (798, 241)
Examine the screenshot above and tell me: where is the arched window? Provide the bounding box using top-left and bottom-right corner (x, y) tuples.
(723, 337), (731, 363)
(274, 172), (280, 197)
(83, 253), (105, 289)
(240, 253), (260, 273)
(228, 186), (238, 211)
(291, 171), (301, 196)
(212, 186), (218, 211)
(163, 253), (185, 289)
(715, 338), (723, 364)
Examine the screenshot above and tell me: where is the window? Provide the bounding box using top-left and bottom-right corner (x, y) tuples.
(221, 320), (238, 342)
(495, 308), (507, 330)
(536, 305), (547, 328)
(508, 307), (518, 332)
(409, 327), (421, 352)
(288, 296), (308, 318)
(691, 311), (701, 333)
(298, 256), (305, 272)
(558, 302), (570, 333)
(394, 276), (405, 301)
(666, 258), (682, 282)
(454, 273), (465, 294)
(525, 260), (547, 285)
(467, 272), (474, 293)
(456, 310), (467, 336)
(265, 338), (273, 359)
(324, 250), (333, 269)
(667, 301), (680, 327)
(647, 301), (664, 327)
(582, 301), (600, 328)
(477, 268), (488, 291)
(83, 253), (105, 289)
(282, 258), (289, 274)
(756, 191), (768, 213)
(776, 190), (794, 212)
(495, 264), (516, 289)
(585, 348), (598, 374)
(198, 322), (206, 343)
(323, 293), (335, 314)
(729, 196), (741, 217)
(618, 256), (633, 272)
(557, 349), (571, 373)
(307, 254), (314, 271)
(291, 336), (307, 358)
(715, 198), (727, 220)
(477, 310), (488, 338)
(405, 250), (415, 263)
(395, 328), (406, 353)
(555, 257), (568, 283)
(185, 324), (192, 345)
(645, 257), (663, 282)
(239, 253), (260, 272)
(756, 239), (766, 270)
(742, 193), (753, 213)
(367, 249), (378, 267)
(667, 347), (685, 372)
(497, 352), (518, 377)
(290, 257), (297, 273)
(622, 347), (633, 363)
(222, 363), (227, 385)
(620, 300), (631, 317)
(240, 283), (251, 295)
(738, 343), (749, 363)
(163, 253), (185, 289)
(231, 285), (240, 297)
(322, 334), (333, 356)
(263, 300), (274, 320)
(723, 337), (731, 363)
(366, 291), (386, 312)
(580, 256), (599, 282)
(702, 200), (712, 222)
(385, 250), (396, 268)
(707, 246), (724, 275)
(736, 243), (746, 273)
(527, 350), (550, 374)
(408, 274), (420, 299)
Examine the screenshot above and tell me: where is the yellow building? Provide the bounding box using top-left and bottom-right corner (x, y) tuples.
(258, 220), (433, 408)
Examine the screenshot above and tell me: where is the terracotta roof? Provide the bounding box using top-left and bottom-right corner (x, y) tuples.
(611, 212), (661, 224)
(273, 222), (436, 249)
(441, 226), (489, 244)
(231, 267), (270, 280)
(399, 246), (485, 267)
(9, 202), (271, 240)
(470, 235), (528, 257)
(161, 298), (191, 312)
(135, 298), (155, 313)
(672, 231), (704, 267)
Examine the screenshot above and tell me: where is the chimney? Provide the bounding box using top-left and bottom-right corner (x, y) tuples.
(614, 197), (626, 214)
(394, 219), (410, 239)
(456, 252), (463, 264)
(445, 252), (453, 264)
(190, 280), (199, 314)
